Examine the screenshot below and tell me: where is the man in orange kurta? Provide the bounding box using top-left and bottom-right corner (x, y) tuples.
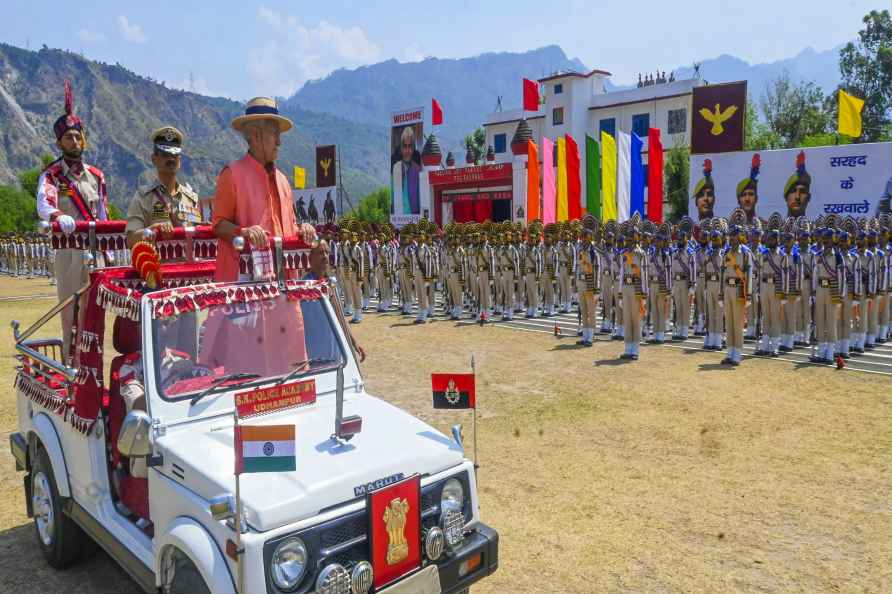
(212, 96), (316, 281)
(205, 97), (317, 374)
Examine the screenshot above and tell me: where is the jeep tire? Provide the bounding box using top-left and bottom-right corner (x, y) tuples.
(168, 554), (211, 594)
(31, 444), (91, 568)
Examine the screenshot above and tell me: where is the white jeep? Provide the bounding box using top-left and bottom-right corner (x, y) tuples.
(9, 222), (498, 593)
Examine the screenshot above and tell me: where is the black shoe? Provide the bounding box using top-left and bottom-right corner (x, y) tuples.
(730, 360), (740, 366)
(877, 338), (887, 344)
(630, 354), (639, 360)
(852, 347), (864, 355)
(778, 346), (793, 353)
(583, 341), (593, 347)
(611, 335), (623, 341)
(413, 319), (426, 324)
(720, 357), (731, 365)
(794, 341), (808, 347)
(619, 353), (633, 360)
(865, 344), (875, 350)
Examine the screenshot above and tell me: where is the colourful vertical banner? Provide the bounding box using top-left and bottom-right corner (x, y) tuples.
(600, 132), (617, 221)
(585, 135), (600, 218)
(630, 133), (645, 217)
(647, 128), (664, 222)
(616, 131), (631, 222)
(542, 137), (556, 224)
(527, 140), (540, 222)
(566, 134), (581, 220)
(556, 137), (568, 221)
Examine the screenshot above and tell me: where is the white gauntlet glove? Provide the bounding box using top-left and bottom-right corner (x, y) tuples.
(56, 214), (76, 234)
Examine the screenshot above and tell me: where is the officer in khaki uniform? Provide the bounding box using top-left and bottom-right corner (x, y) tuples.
(126, 127), (202, 247)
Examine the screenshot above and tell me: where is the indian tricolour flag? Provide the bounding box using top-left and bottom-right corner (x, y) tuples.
(234, 424), (296, 474)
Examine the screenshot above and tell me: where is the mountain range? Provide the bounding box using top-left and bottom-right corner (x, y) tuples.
(0, 42), (844, 212)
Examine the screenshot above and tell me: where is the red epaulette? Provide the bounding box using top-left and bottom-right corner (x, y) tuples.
(87, 165), (105, 181)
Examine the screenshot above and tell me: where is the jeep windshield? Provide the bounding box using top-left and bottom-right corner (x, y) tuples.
(149, 287), (344, 400)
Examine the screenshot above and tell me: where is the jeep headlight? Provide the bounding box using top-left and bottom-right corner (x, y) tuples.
(270, 537), (308, 591)
(441, 478), (464, 510)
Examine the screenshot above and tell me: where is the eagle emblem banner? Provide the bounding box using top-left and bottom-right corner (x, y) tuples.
(692, 81), (747, 154)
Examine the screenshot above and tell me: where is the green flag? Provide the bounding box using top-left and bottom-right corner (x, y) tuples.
(585, 135), (601, 218)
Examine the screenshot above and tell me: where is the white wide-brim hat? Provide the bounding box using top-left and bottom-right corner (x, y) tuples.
(231, 97), (293, 133)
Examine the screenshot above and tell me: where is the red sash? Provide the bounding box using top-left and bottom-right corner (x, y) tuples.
(54, 170), (96, 221)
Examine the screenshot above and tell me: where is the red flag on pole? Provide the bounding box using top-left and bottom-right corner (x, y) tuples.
(432, 98), (443, 126)
(565, 134), (581, 220)
(522, 78), (539, 112)
(431, 373), (476, 409)
(647, 128), (664, 223)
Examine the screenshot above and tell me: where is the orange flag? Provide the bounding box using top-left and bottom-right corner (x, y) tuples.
(527, 139), (540, 222)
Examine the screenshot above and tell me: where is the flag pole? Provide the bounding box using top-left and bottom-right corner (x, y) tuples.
(233, 410), (245, 594)
(470, 353), (478, 473)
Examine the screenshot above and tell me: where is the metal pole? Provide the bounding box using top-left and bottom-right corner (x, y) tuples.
(470, 353), (478, 472)
(234, 411), (245, 594)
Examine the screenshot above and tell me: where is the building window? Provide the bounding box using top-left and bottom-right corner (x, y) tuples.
(632, 113), (650, 138)
(668, 108), (687, 134)
(493, 133), (507, 153)
(552, 107), (564, 126)
(599, 118), (616, 138)
(554, 83), (563, 95)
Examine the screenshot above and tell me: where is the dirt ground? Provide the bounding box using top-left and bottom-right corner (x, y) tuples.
(1, 277), (891, 593)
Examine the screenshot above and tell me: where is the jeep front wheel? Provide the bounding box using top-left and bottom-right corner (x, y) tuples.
(167, 553), (211, 594)
(31, 445), (90, 568)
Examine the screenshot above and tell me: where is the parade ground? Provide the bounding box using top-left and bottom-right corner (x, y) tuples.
(0, 277), (890, 593)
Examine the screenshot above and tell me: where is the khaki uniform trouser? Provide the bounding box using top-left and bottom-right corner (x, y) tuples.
(376, 268), (392, 303)
(492, 270), (503, 309)
(477, 271), (492, 310)
(672, 282), (690, 330)
(705, 282), (722, 334)
(695, 277), (706, 323)
(542, 275), (556, 307)
(782, 296), (798, 336)
(414, 275), (429, 312)
(622, 286), (642, 343)
(55, 249), (88, 360)
(601, 274), (614, 324)
(854, 296), (869, 334)
(559, 272), (572, 305)
(814, 288), (838, 344)
(362, 272), (376, 300)
(798, 291), (812, 336)
(614, 278), (624, 329)
(747, 295), (758, 335)
(447, 273), (463, 309)
(879, 293), (890, 327)
(349, 272), (363, 311)
(524, 274), (539, 311)
(723, 295), (746, 349)
(468, 269), (479, 305)
(761, 284), (782, 338)
(580, 289), (597, 328)
(399, 270), (413, 307)
(838, 295), (853, 340)
(337, 266), (353, 310)
(501, 272), (515, 310)
(867, 294), (879, 336)
(652, 290), (669, 334)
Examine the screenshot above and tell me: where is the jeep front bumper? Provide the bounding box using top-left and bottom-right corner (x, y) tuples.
(436, 522), (499, 594)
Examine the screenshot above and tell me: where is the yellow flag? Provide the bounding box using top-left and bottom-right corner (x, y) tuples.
(838, 89), (864, 138)
(293, 166), (306, 189)
(600, 132), (617, 221)
(556, 137), (568, 221)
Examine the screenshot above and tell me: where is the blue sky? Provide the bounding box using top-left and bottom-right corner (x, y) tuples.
(2, 0), (880, 100)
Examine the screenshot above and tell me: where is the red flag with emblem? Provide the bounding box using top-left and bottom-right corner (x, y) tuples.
(431, 373), (476, 409)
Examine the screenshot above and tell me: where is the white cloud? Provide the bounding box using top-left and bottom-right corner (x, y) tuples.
(400, 44), (427, 63)
(118, 16), (147, 43)
(76, 29), (106, 44)
(249, 6), (381, 97)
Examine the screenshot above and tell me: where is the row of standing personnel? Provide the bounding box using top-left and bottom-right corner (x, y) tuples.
(326, 211), (892, 366)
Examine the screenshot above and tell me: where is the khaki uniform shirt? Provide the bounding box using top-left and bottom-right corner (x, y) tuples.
(126, 180), (202, 233)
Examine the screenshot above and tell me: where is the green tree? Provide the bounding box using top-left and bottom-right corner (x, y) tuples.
(760, 72), (830, 148)
(0, 185), (38, 233)
(838, 9), (892, 142)
(664, 140), (689, 222)
(743, 100), (782, 150)
(17, 154), (55, 198)
(463, 128), (486, 165)
(341, 187), (390, 224)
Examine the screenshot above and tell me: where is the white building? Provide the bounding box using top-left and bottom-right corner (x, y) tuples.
(481, 69), (705, 216)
